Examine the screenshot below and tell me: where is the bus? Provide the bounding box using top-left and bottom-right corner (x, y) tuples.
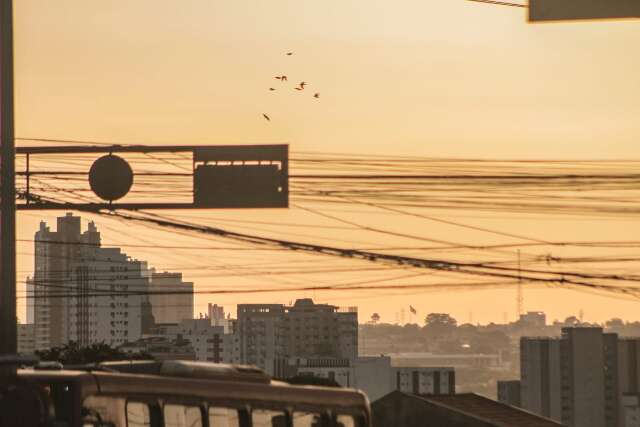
(0, 360), (370, 427)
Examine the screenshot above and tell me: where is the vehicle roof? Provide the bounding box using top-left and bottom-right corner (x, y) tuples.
(94, 371), (368, 409)
(17, 368), (369, 412)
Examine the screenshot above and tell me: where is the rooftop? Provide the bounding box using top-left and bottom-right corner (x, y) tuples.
(373, 391), (563, 427)
(422, 393), (563, 427)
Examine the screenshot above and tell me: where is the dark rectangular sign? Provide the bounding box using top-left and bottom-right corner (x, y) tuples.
(194, 163), (287, 208)
(529, 0), (640, 21)
(193, 144), (288, 208)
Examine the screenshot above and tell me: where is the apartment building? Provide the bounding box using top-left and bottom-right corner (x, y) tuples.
(236, 299), (358, 377)
(33, 214), (153, 349)
(520, 327), (640, 427)
(148, 270), (193, 324)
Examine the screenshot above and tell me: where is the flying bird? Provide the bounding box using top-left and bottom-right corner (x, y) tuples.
(269, 88), (276, 91)
(313, 93), (320, 98)
(275, 75), (288, 82)
(286, 52), (293, 56)
(294, 87), (303, 91)
(299, 82), (307, 88)
(262, 113), (270, 121)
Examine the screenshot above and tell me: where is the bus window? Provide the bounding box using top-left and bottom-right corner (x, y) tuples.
(208, 407), (240, 427)
(41, 382), (74, 426)
(335, 415), (355, 427)
(252, 409), (287, 427)
(164, 404), (203, 427)
(292, 412), (324, 427)
(126, 402), (151, 427)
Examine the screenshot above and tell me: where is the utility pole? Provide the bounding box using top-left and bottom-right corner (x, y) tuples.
(0, 0), (16, 357)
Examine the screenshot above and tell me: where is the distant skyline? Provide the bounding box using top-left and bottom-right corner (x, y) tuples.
(13, 1), (640, 324)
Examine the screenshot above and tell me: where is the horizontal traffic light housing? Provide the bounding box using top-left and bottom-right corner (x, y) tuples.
(529, 0), (640, 22)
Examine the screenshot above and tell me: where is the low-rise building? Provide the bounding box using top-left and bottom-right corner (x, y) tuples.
(142, 319), (241, 364)
(119, 336), (195, 360)
(289, 356), (455, 402)
(497, 380), (521, 407)
(148, 270), (194, 324)
(519, 312), (547, 328)
(388, 352), (503, 369)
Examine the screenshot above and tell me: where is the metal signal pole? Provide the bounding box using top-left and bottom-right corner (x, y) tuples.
(0, 0), (17, 356)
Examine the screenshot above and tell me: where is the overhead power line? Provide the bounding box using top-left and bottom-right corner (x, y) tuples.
(465, 0), (527, 8)
(30, 203), (636, 301)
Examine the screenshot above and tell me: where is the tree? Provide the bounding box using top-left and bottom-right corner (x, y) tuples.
(36, 342), (150, 365)
(563, 316), (580, 326)
(606, 318), (625, 329)
(469, 331), (510, 354)
(425, 313), (458, 328)
(371, 313), (381, 324)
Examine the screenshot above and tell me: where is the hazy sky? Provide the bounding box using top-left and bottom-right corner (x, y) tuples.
(13, 1), (640, 325)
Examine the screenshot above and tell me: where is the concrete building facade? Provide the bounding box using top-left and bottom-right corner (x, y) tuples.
(497, 380), (521, 407)
(67, 248), (149, 348)
(519, 311), (547, 328)
(622, 394), (640, 427)
(282, 299), (358, 360)
(208, 303), (231, 333)
(521, 327), (640, 427)
(237, 303), (286, 376)
(17, 323), (35, 354)
(291, 356), (455, 402)
(148, 270), (193, 324)
(32, 214), (154, 350)
(136, 318), (240, 364)
(175, 319), (227, 362)
(33, 214), (97, 349)
(236, 299), (358, 376)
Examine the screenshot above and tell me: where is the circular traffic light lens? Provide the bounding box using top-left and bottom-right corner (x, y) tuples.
(89, 154), (134, 201)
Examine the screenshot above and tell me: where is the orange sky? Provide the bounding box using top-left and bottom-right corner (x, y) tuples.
(13, 1), (640, 325)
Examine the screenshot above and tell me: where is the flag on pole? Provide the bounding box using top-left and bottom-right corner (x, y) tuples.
(409, 305), (417, 315)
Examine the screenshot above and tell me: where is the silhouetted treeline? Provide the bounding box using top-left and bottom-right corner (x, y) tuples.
(35, 342), (151, 365)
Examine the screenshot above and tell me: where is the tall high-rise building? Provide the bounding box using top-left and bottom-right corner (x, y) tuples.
(148, 270), (194, 324)
(32, 214), (154, 350)
(34, 214), (99, 349)
(17, 323), (35, 354)
(520, 327), (640, 427)
(208, 303), (230, 333)
(236, 299), (358, 377)
(67, 248), (149, 347)
(25, 277), (35, 324)
(237, 303), (286, 376)
(282, 299), (358, 360)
